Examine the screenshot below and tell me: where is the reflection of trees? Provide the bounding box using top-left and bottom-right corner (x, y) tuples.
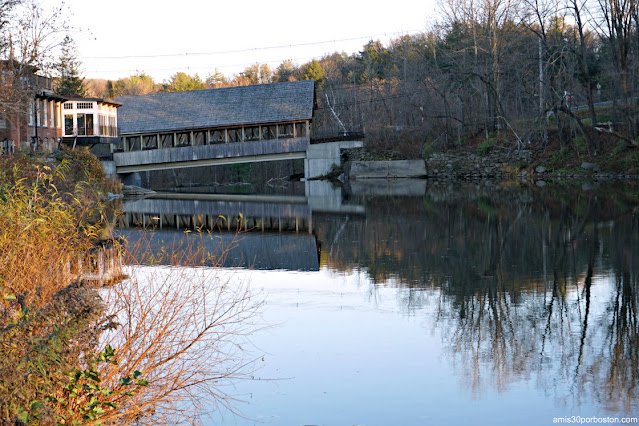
(315, 183), (638, 413)
(435, 195), (638, 414)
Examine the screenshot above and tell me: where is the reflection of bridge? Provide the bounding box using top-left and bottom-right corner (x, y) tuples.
(119, 228), (321, 271)
(118, 182), (365, 235)
(120, 193), (314, 234)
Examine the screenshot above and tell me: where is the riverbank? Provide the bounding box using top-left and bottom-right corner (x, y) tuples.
(0, 149), (261, 425)
(342, 132), (639, 182)
(0, 148), (124, 424)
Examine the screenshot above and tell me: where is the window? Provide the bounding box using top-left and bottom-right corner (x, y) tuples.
(210, 129), (225, 143)
(49, 102), (54, 128)
(77, 114), (85, 135)
(43, 100), (48, 127)
(99, 115), (106, 136)
(176, 133), (190, 146)
(143, 135), (157, 149)
(76, 102), (93, 109)
(261, 125), (276, 140)
(193, 131), (206, 146)
(64, 115), (74, 135)
(295, 122), (306, 138)
(126, 136), (141, 151)
(0, 118), (6, 129)
(278, 123), (294, 138)
(227, 128), (241, 143)
(63, 103), (73, 110)
(160, 133), (174, 148)
(108, 116), (116, 136)
(86, 114), (94, 135)
(28, 101), (34, 126)
(245, 126), (260, 141)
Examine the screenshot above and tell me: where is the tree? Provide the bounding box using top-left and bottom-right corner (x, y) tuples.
(205, 68), (227, 88)
(568, 0), (601, 150)
(164, 72), (205, 92)
(0, 0), (68, 150)
(597, 0), (638, 138)
(301, 59), (325, 87)
(234, 63), (273, 86)
(54, 35), (86, 97)
(107, 74), (157, 97)
(273, 60), (298, 82)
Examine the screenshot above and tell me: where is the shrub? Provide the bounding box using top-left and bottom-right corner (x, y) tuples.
(476, 137), (496, 156)
(0, 157), (260, 424)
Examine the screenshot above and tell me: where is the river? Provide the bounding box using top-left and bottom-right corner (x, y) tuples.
(117, 179), (639, 425)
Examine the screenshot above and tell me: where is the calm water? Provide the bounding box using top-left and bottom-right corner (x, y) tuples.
(119, 180), (639, 425)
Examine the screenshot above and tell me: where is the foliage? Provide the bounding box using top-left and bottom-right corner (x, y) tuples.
(0, 160), (115, 424)
(573, 135), (587, 154)
(548, 148), (575, 171)
(205, 68), (227, 87)
(164, 72), (205, 92)
(476, 137), (496, 156)
(0, 153), (261, 424)
(273, 59), (298, 82)
(235, 63), (273, 86)
(422, 143), (434, 160)
(107, 73), (156, 97)
(301, 60), (325, 87)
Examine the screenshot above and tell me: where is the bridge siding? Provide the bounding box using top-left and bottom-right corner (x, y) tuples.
(114, 137), (309, 168)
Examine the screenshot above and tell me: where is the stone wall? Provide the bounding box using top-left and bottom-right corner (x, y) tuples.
(426, 150), (533, 180)
(345, 160), (427, 180)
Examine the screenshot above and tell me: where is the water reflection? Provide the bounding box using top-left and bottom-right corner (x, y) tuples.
(324, 183), (639, 415)
(118, 181), (639, 420)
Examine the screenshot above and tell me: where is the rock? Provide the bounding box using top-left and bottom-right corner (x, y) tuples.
(582, 183), (594, 191)
(536, 180), (546, 187)
(581, 162), (595, 170)
(536, 166), (546, 173)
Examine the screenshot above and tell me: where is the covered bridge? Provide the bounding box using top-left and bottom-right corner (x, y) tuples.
(114, 80), (316, 173)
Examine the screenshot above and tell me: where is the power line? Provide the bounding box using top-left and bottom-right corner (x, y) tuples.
(79, 29), (423, 61)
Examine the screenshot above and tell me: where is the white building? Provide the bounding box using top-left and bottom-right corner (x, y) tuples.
(62, 98), (121, 152)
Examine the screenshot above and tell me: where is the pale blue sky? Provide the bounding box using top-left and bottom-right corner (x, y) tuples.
(48, 0), (436, 82)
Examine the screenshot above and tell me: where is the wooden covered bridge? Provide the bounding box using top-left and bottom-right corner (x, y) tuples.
(113, 80), (362, 181)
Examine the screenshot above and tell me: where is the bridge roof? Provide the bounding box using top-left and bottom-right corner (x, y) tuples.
(116, 80), (315, 135)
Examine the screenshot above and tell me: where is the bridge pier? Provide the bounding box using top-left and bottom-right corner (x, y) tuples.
(304, 140), (364, 180)
(120, 171), (142, 187)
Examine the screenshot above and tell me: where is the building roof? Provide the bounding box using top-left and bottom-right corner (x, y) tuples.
(65, 97), (122, 107)
(116, 80), (315, 135)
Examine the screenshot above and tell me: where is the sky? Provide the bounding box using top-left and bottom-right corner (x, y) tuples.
(41, 0), (437, 83)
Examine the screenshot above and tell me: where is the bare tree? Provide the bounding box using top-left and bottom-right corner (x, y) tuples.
(568, 0), (602, 150)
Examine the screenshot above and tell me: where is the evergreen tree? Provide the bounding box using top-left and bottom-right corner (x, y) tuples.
(301, 60), (325, 87)
(54, 35), (86, 97)
(164, 72), (205, 92)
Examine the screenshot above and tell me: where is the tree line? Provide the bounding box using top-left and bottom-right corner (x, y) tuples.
(3, 0), (637, 155)
(91, 0), (638, 155)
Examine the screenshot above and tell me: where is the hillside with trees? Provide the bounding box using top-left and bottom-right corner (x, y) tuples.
(88, 0), (638, 168)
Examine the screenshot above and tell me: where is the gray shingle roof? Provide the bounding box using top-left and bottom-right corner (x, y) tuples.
(116, 80), (315, 135)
